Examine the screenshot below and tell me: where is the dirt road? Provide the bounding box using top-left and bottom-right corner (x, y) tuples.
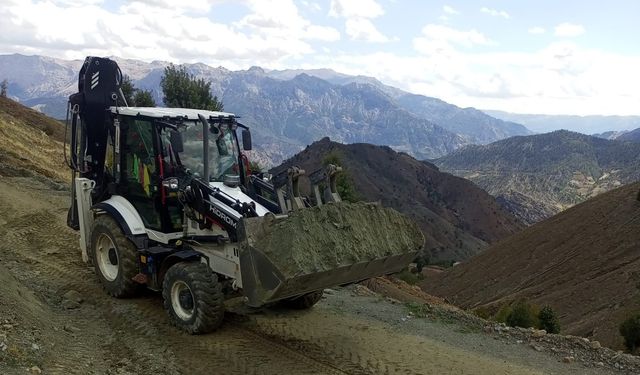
(0, 177), (621, 374)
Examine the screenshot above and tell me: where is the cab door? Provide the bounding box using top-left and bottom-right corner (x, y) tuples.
(120, 117), (163, 231)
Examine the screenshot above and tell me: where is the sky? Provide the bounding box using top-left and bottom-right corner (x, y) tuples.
(1, 0), (640, 116)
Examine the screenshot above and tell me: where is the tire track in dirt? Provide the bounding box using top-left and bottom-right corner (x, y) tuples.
(245, 314), (418, 375)
(0, 185), (373, 375)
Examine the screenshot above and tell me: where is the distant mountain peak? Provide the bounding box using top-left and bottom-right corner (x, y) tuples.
(0, 53), (532, 165)
(435, 131), (640, 224)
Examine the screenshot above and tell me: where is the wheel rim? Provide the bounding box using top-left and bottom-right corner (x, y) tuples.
(96, 233), (119, 281)
(171, 280), (195, 321)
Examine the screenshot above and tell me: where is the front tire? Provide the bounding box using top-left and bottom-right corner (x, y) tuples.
(280, 290), (324, 310)
(89, 215), (140, 297)
(162, 262), (225, 334)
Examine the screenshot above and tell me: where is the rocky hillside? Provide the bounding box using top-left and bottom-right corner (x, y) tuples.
(0, 53), (531, 165)
(273, 138), (523, 262)
(422, 182), (640, 350)
(614, 128), (640, 142)
(269, 68), (531, 144)
(434, 130), (640, 224)
(396, 94), (530, 144)
(221, 71), (467, 161)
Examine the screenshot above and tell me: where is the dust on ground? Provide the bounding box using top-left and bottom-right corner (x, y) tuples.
(0, 176), (631, 375)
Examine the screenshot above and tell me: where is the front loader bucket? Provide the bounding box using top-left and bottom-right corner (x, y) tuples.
(238, 202), (424, 307)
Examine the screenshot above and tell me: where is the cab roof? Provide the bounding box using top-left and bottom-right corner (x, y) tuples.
(109, 106), (236, 120)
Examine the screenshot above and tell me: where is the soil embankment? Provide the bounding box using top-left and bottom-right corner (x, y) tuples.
(423, 182), (640, 349)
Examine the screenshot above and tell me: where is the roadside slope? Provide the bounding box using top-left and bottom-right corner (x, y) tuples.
(0, 96), (67, 183)
(422, 182), (640, 349)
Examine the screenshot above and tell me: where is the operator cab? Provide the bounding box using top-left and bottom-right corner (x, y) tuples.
(108, 107), (267, 232)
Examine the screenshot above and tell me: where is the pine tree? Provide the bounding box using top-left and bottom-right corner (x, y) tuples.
(538, 306), (560, 333)
(133, 90), (156, 107)
(120, 75), (135, 105)
(120, 75), (156, 106)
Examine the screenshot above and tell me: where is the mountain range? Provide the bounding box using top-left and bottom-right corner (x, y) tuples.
(0, 53), (530, 165)
(272, 138), (523, 262)
(434, 130), (640, 224)
(485, 110), (640, 135)
(593, 127), (640, 142)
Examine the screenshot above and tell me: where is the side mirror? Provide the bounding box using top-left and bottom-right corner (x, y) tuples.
(170, 131), (184, 153)
(242, 129), (252, 151)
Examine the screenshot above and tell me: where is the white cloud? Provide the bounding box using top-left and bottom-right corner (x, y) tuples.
(309, 37), (640, 116)
(414, 24), (494, 52)
(240, 0), (340, 42)
(554, 23), (585, 37)
(528, 26), (545, 35)
(345, 18), (388, 42)
(328, 0), (387, 43)
(481, 7), (510, 19)
(300, 1), (322, 12)
(328, 0), (384, 19)
(0, 0), (340, 68)
(443, 5), (459, 15)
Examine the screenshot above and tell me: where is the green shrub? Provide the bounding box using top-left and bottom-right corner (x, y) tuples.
(414, 251), (430, 273)
(395, 269), (422, 285)
(322, 152), (359, 202)
(620, 314), (640, 352)
(473, 306), (492, 320)
(538, 306), (560, 333)
(506, 300), (538, 328)
(494, 304), (512, 324)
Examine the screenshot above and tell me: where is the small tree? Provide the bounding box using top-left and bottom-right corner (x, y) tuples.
(161, 64), (223, 111)
(620, 314), (640, 352)
(0, 79), (8, 97)
(538, 306), (560, 333)
(322, 151), (359, 203)
(133, 90), (156, 107)
(506, 300), (537, 328)
(121, 75), (156, 107)
(120, 75), (135, 105)
(414, 251), (430, 273)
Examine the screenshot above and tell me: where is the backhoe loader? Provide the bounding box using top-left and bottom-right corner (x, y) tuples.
(65, 56), (424, 333)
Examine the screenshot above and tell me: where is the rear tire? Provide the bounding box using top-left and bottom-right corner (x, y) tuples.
(280, 290), (324, 310)
(162, 262), (225, 334)
(89, 215), (140, 297)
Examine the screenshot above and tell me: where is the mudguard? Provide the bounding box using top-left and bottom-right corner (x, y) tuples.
(93, 195), (146, 235)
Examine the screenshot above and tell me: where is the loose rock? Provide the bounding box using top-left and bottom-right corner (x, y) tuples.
(62, 290), (83, 304)
(62, 299), (80, 310)
(531, 329), (546, 338)
(530, 344), (543, 352)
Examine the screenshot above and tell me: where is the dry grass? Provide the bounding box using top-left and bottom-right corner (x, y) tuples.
(0, 110), (68, 183)
(0, 96), (66, 142)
